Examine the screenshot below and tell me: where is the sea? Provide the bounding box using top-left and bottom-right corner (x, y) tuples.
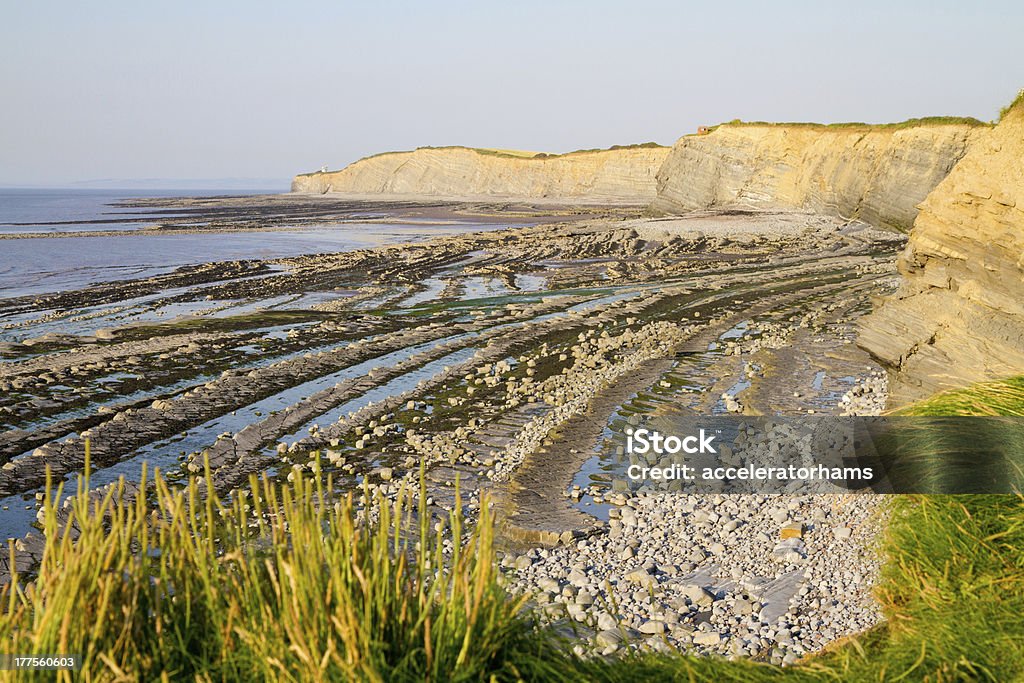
(0, 189), (489, 298)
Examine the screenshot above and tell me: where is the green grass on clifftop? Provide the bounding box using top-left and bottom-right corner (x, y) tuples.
(296, 142), (668, 176)
(1000, 89), (1024, 120)
(700, 116), (991, 135)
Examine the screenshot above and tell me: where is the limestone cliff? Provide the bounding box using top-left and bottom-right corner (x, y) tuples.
(651, 122), (984, 231)
(291, 145), (670, 203)
(858, 104), (1024, 405)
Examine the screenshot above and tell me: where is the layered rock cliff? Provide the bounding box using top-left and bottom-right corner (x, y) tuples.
(858, 104), (1024, 405)
(651, 122), (984, 231)
(291, 145), (670, 203)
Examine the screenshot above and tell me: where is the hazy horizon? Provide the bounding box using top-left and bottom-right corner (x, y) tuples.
(0, 179), (289, 191)
(3, 0), (1023, 188)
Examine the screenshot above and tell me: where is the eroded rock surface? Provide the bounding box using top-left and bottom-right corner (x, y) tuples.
(651, 122), (983, 231)
(292, 146), (670, 203)
(858, 105), (1024, 404)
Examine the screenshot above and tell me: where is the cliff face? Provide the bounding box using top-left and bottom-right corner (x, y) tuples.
(651, 124), (982, 231)
(858, 107), (1024, 405)
(291, 146), (670, 203)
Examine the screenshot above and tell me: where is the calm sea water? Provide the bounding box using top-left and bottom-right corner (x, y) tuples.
(0, 188), (279, 234)
(0, 189), (493, 298)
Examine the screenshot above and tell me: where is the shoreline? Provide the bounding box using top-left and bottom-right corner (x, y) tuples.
(0, 199), (899, 663)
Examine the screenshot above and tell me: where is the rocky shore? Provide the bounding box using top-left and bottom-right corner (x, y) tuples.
(503, 492), (883, 664)
(0, 199), (899, 663)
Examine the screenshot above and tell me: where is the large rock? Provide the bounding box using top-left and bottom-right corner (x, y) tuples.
(291, 145), (670, 203)
(858, 101), (1024, 405)
(651, 122), (983, 231)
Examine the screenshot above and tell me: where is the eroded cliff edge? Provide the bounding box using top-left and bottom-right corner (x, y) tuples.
(858, 104), (1024, 405)
(291, 145), (670, 203)
(651, 122), (984, 231)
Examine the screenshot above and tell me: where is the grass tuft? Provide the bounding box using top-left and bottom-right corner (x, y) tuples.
(0, 459), (551, 681)
(999, 89), (1024, 120)
(894, 376), (1024, 416)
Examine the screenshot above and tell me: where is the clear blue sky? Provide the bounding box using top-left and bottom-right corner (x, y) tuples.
(2, 0), (1022, 187)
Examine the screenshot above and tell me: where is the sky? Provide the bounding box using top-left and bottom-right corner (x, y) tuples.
(2, 0), (1023, 188)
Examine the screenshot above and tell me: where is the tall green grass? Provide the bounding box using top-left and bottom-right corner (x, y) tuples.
(0, 457), (555, 682)
(894, 376), (1024, 417)
(810, 493), (1024, 681)
(809, 378), (1024, 680)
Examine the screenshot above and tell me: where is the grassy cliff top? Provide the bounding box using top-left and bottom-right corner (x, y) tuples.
(296, 142), (668, 177)
(694, 115), (992, 136)
(300, 88), (1024, 177)
(1000, 89), (1024, 119)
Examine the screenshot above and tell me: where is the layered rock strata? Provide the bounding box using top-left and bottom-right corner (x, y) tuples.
(292, 146), (670, 202)
(858, 105), (1024, 404)
(651, 123), (983, 231)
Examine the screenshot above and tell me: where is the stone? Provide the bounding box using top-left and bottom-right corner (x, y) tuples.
(625, 568), (657, 589)
(639, 620), (667, 635)
(772, 538), (807, 563)
(693, 631), (722, 647)
(596, 629), (626, 647)
(680, 583), (715, 608)
(567, 568), (588, 587)
(780, 522), (803, 540)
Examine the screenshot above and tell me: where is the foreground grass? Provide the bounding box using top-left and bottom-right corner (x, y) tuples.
(0, 463), (560, 682)
(808, 378), (1024, 680)
(893, 375), (1024, 417)
(2, 377), (1023, 681)
(813, 494), (1024, 681)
